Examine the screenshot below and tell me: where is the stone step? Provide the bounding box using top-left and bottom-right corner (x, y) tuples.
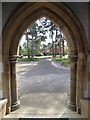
(80, 98), (90, 119)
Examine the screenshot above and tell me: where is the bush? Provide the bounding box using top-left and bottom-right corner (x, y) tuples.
(61, 58), (70, 67)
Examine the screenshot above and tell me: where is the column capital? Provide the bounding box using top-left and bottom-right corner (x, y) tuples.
(10, 55), (21, 111)
(70, 55), (78, 62)
(10, 55), (23, 61)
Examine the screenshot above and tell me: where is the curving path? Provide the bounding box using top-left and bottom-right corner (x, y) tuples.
(4, 59), (84, 118)
(17, 58), (70, 97)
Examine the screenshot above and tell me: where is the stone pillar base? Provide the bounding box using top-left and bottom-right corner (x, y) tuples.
(68, 100), (76, 111)
(11, 100), (20, 111)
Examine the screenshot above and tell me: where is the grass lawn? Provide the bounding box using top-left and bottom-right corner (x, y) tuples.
(18, 57), (41, 62)
(50, 55), (70, 67)
(18, 55), (53, 62)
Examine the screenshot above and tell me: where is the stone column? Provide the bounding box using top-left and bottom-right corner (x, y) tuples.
(68, 55), (77, 111)
(2, 61), (11, 114)
(76, 53), (87, 114)
(10, 55), (20, 111)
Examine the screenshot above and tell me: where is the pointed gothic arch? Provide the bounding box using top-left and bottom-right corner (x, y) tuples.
(2, 2), (88, 114)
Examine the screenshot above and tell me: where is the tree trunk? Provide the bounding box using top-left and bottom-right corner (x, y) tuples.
(62, 40), (65, 56)
(55, 41), (56, 58)
(55, 29), (58, 58)
(18, 45), (22, 55)
(26, 30), (30, 59)
(52, 41), (54, 57)
(59, 31), (62, 58)
(59, 40), (62, 58)
(31, 36), (34, 58)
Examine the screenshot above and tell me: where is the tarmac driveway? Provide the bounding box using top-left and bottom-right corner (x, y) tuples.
(17, 58), (70, 97)
(4, 59), (83, 118)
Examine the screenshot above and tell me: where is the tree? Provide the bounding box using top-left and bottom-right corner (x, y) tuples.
(38, 17), (56, 57)
(62, 37), (65, 56)
(27, 23), (38, 57)
(25, 29), (30, 58)
(21, 17), (67, 58)
(48, 22), (55, 57)
(26, 19), (47, 57)
(20, 42), (28, 55)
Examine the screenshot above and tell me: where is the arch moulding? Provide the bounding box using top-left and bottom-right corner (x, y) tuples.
(2, 2), (88, 113)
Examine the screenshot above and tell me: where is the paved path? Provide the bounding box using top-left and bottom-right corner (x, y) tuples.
(4, 59), (84, 118)
(17, 58), (70, 97)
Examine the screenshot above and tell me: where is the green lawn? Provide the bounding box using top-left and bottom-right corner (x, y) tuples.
(18, 57), (41, 62)
(50, 56), (70, 67)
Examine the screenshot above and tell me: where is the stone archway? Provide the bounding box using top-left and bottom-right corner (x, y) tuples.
(2, 2), (88, 114)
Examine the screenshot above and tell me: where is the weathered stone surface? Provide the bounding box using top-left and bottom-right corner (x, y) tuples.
(0, 99), (7, 120)
(1, 2), (89, 119)
(80, 99), (90, 119)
